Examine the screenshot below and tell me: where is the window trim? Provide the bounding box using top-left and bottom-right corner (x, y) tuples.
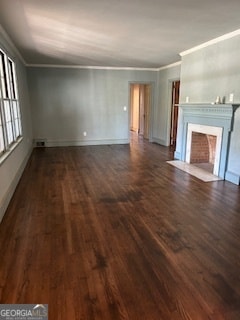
(0, 47), (22, 163)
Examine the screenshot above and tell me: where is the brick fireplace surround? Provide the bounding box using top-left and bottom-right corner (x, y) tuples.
(190, 132), (216, 164)
(185, 123), (222, 176)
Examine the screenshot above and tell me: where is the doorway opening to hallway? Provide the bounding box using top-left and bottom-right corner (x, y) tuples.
(130, 83), (151, 140)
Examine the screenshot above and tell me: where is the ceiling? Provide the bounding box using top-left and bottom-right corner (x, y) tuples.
(0, 0), (240, 68)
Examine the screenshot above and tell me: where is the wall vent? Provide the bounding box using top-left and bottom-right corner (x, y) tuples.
(35, 139), (46, 147)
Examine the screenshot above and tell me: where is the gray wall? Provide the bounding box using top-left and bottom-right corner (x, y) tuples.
(153, 65), (181, 146)
(227, 107), (240, 184)
(177, 35), (240, 184)
(0, 31), (33, 222)
(180, 35), (240, 104)
(27, 67), (157, 146)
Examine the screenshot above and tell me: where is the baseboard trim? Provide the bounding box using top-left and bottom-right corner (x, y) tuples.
(225, 171), (240, 185)
(45, 139), (129, 147)
(0, 147), (33, 223)
(152, 137), (168, 146)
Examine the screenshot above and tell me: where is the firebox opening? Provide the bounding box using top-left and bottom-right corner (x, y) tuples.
(185, 123), (223, 177)
(190, 132), (217, 174)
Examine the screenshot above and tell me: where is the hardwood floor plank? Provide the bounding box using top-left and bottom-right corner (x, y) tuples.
(0, 135), (240, 319)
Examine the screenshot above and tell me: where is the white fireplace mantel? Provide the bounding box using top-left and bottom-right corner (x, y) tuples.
(178, 103), (239, 121)
(174, 103), (240, 179)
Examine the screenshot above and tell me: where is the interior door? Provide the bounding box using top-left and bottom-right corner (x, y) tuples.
(170, 80), (180, 147)
(139, 85), (144, 135)
(143, 84), (150, 139)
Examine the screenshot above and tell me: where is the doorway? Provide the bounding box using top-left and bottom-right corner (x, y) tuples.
(170, 80), (180, 147)
(130, 83), (151, 139)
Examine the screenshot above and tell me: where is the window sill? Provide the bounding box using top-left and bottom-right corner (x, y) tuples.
(0, 137), (23, 166)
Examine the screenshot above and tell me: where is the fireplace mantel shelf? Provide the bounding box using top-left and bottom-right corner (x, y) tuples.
(177, 103), (240, 120)
(177, 103), (240, 107)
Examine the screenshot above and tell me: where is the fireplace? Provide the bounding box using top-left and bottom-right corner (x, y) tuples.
(174, 104), (239, 179)
(186, 124), (222, 175)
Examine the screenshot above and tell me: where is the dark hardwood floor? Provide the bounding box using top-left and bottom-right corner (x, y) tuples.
(0, 134), (240, 319)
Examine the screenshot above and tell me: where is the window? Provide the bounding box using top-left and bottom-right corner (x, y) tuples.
(0, 109), (4, 154)
(0, 48), (22, 157)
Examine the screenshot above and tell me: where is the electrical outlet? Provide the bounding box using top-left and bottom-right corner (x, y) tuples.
(229, 93), (234, 102)
(83, 131), (87, 136)
(186, 96), (189, 103)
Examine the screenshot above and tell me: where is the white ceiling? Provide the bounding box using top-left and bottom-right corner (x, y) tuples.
(0, 0), (240, 68)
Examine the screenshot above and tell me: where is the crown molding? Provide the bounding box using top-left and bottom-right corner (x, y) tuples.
(180, 29), (240, 57)
(26, 63), (160, 71)
(157, 61), (181, 71)
(26, 61), (182, 71)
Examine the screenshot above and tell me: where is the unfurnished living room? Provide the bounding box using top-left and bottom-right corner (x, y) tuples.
(0, 1), (240, 319)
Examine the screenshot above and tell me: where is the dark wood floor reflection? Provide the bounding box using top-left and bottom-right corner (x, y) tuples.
(0, 134), (240, 319)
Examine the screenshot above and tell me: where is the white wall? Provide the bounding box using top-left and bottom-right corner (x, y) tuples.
(0, 30), (33, 222)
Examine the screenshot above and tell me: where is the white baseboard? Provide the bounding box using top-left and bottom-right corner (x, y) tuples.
(151, 137), (168, 146)
(44, 138), (129, 147)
